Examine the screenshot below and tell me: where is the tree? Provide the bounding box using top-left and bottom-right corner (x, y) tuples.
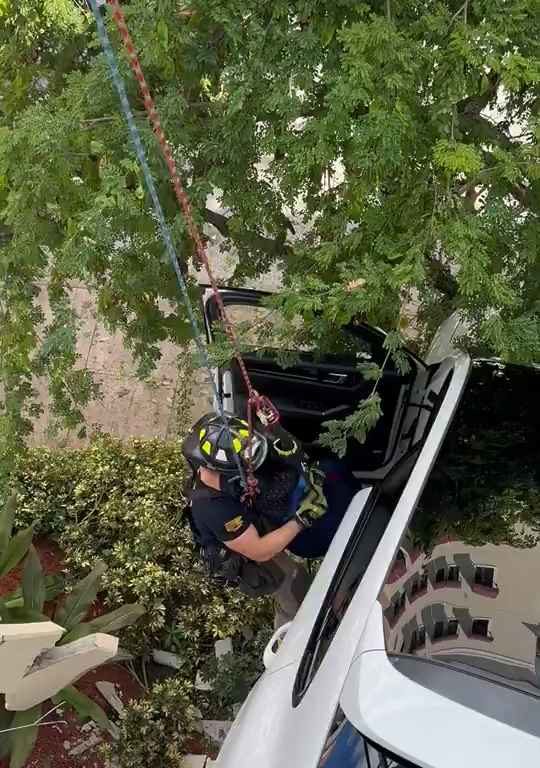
(1, 0), (539, 474)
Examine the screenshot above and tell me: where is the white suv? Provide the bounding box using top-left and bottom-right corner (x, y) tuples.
(203, 289), (540, 768)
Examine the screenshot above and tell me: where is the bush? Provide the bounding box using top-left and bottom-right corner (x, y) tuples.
(14, 436), (272, 659)
(197, 628), (273, 720)
(101, 677), (199, 768)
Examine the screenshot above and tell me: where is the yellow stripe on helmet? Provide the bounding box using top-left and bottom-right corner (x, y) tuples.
(202, 440), (212, 455)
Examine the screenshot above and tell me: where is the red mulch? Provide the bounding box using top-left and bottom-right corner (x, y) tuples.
(0, 539), (144, 768)
(0, 664), (143, 768)
(0, 538), (65, 598)
(77, 664), (142, 711)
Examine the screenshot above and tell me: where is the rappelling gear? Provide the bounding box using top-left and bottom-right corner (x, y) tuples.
(183, 413), (328, 583)
(90, 0), (281, 501)
(186, 484), (287, 596)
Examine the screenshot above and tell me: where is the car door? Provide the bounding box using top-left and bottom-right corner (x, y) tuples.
(202, 287), (424, 469)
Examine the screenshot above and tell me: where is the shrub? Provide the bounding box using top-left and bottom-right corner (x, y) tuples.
(101, 676), (199, 768)
(14, 436), (272, 660)
(197, 628), (272, 719)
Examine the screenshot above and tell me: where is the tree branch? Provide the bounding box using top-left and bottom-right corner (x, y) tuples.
(456, 71), (501, 119)
(480, 150), (539, 212)
(426, 255), (459, 299)
(459, 112), (513, 149)
(203, 208), (292, 259)
(449, 0), (469, 26)
(0, 224), (13, 248)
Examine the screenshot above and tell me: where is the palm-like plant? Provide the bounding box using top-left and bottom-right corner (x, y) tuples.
(0, 495), (144, 767)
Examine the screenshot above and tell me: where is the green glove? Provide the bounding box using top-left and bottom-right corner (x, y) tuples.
(295, 466), (328, 528)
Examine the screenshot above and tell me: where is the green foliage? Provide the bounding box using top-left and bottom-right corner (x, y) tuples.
(60, 602), (146, 645)
(52, 685), (117, 738)
(0, 0), (539, 476)
(0, 495), (143, 766)
(198, 629), (272, 719)
(14, 436), (272, 659)
(22, 545), (46, 612)
(54, 560), (106, 631)
(101, 676), (199, 768)
(0, 526), (34, 578)
(0, 494), (33, 582)
(1, 573), (64, 610)
(6, 704), (41, 768)
(319, 394), (383, 457)
(433, 140), (484, 175)
(0, 491), (144, 636)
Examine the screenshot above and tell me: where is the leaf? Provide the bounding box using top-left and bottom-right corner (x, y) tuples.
(2, 574), (65, 609)
(59, 603), (145, 645)
(433, 140), (483, 175)
(8, 705), (41, 768)
(89, 140), (104, 156)
(357, 362), (381, 381)
(53, 686), (115, 737)
(157, 19), (169, 49)
(22, 546), (46, 613)
(319, 394), (383, 457)
(0, 696), (12, 759)
(0, 494), (17, 561)
(0, 605), (49, 623)
(54, 560), (106, 631)
(0, 526), (34, 578)
(89, 602), (145, 633)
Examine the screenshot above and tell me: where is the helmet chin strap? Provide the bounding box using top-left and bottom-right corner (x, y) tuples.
(199, 466), (222, 492)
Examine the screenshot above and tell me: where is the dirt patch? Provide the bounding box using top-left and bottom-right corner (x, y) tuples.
(1, 665), (143, 768)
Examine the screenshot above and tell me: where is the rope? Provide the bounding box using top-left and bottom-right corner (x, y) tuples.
(103, 0), (281, 502)
(88, 0), (248, 487)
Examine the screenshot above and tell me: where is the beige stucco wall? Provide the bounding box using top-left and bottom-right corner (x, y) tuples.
(381, 539), (540, 673)
(30, 225), (282, 448)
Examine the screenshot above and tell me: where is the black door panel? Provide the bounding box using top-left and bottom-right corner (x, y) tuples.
(202, 287), (422, 464)
(228, 357), (407, 454)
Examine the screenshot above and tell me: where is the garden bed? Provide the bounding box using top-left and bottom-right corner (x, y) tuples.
(2, 664), (142, 768)
(0, 538), (144, 768)
(2, 438), (270, 767)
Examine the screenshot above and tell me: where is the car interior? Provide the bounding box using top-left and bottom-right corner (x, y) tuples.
(204, 289), (424, 478)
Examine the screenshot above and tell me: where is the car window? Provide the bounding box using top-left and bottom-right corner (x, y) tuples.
(293, 365), (453, 705)
(292, 475), (399, 705)
(318, 709), (418, 767)
(219, 302), (385, 364)
(377, 361), (540, 699)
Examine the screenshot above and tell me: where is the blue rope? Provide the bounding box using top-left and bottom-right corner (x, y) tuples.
(88, 0), (246, 484)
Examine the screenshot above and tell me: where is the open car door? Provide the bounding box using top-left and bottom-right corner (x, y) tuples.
(202, 287), (425, 473)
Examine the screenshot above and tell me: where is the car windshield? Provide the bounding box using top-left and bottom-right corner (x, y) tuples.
(378, 360), (540, 696)
(318, 710), (418, 767)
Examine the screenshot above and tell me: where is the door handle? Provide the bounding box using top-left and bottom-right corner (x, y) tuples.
(263, 622), (291, 669)
(322, 372), (348, 384)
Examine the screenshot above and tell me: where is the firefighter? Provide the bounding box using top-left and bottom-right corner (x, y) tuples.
(182, 412), (357, 627)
